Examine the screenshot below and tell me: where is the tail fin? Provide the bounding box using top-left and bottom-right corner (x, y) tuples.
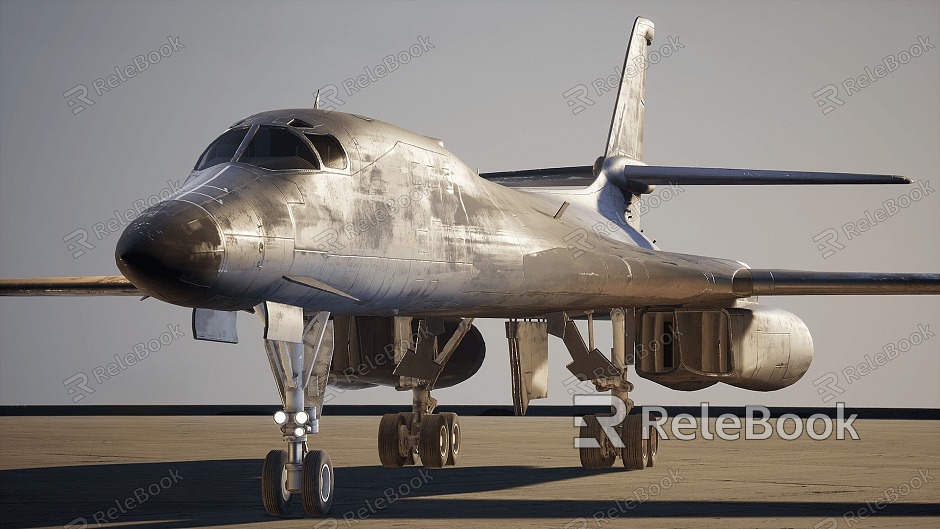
(605, 17), (654, 161)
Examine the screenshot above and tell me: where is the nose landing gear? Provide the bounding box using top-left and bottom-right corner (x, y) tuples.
(257, 305), (335, 517)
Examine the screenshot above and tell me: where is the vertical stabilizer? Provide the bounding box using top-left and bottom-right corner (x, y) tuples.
(605, 17), (654, 161)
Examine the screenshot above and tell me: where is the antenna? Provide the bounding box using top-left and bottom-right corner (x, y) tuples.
(314, 89), (321, 109)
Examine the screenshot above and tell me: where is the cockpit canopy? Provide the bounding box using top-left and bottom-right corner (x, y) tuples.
(239, 126), (319, 170)
(195, 128), (248, 171)
(194, 124), (348, 172)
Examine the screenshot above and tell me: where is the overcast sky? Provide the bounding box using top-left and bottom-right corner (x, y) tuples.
(1, 0), (937, 408)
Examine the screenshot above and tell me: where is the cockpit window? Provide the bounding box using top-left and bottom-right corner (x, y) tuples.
(238, 126), (320, 171)
(305, 133), (348, 170)
(194, 127), (249, 171)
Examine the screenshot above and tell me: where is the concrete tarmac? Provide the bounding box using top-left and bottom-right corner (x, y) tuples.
(1, 416), (938, 528)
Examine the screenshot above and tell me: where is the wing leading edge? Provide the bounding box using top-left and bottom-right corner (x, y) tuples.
(0, 276), (141, 296)
(732, 270), (940, 297)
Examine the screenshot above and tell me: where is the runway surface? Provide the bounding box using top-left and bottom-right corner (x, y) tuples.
(1, 416), (938, 528)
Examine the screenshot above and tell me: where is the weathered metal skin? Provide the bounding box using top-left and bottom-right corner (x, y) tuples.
(115, 109), (751, 317)
(117, 162), (297, 311)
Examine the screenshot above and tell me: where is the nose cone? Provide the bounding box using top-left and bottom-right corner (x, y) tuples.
(116, 201), (224, 305)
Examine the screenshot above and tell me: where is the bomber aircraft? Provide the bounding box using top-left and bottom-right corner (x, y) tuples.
(2, 17), (938, 517)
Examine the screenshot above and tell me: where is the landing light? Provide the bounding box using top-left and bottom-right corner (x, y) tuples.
(293, 426), (307, 437)
(273, 411), (288, 425)
(295, 411), (309, 424)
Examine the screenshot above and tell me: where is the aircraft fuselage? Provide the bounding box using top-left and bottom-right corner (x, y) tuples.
(116, 109), (745, 317)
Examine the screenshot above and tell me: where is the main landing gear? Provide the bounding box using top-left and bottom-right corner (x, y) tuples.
(554, 309), (661, 471)
(378, 386), (461, 469)
(377, 317), (470, 469)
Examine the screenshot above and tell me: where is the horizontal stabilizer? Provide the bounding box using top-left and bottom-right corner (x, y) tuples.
(480, 165), (911, 190)
(623, 166), (911, 185)
(732, 270), (940, 296)
(0, 276), (141, 296)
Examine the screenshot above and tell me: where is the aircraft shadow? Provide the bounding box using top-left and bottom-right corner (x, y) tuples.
(1, 459), (937, 528)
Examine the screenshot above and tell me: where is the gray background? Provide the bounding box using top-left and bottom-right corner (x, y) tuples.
(1, 0), (937, 407)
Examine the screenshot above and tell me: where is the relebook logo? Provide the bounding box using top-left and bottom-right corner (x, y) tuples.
(573, 397), (860, 445)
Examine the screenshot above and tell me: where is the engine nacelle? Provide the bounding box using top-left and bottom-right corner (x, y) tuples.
(329, 316), (485, 390)
(635, 302), (813, 391)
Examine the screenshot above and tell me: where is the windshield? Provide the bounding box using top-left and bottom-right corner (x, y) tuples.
(194, 128), (250, 171)
(238, 126), (320, 170)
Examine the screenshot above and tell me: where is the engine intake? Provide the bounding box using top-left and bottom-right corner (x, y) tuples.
(329, 316), (485, 390)
(634, 302), (813, 391)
